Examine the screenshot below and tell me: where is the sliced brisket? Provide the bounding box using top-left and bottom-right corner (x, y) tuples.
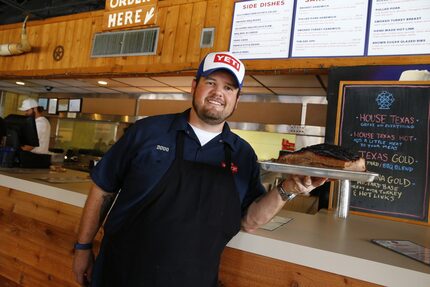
(276, 143), (366, 171)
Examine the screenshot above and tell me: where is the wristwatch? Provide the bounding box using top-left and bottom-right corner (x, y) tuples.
(74, 242), (93, 250)
(277, 180), (297, 201)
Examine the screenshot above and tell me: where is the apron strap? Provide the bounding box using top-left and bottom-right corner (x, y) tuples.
(224, 143), (232, 171)
(176, 132), (185, 160)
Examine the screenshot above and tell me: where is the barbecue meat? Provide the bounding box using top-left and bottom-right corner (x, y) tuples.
(276, 143), (366, 171)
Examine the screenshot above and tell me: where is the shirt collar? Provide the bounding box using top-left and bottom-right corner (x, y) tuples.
(169, 109), (236, 151)
(169, 109), (191, 132)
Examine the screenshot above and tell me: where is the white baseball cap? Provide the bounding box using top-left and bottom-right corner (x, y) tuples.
(196, 52), (245, 88)
(19, 98), (39, 111)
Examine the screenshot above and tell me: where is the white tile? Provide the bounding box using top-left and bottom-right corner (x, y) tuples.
(271, 87), (326, 96)
(254, 75), (321, 87)
(241, 86), (274, 95)
(113, 77), (167, 87)
(143, 87), (183, 93)
(151, 76), (194, 87)
(83, 87), (121, 93)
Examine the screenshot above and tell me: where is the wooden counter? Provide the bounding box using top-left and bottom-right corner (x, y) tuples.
(1, 169), (429, 287)
(0, 168), (92, 287)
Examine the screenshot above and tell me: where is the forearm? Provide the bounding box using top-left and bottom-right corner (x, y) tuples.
(241, 186), (285, 232)
(76, 183), (115, 243)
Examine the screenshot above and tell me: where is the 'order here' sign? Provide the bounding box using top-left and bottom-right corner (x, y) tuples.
(103, 0), (158, 30)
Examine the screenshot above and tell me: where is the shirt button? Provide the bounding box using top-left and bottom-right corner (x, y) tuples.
(186, 131), (190, 134)
(219, 140), (223, 143)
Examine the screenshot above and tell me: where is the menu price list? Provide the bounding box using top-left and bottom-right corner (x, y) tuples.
(229, 0), (294, 59)
(230, 0), (430, 59)
(339, 86), (430, 221)
(292, 0), (369, 57)
(368, 0), (430, 56)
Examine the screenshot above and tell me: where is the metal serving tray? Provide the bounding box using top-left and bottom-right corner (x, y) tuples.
(258, 161), (378, 182)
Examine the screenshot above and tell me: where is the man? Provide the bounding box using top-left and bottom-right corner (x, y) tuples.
(73, 51), (326, 287)
(0, 116), (6, 145)
(18, 98), (51, 154)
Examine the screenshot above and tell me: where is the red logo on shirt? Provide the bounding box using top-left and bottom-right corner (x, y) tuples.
(221, 161), (239, 174)
(214, 53), (241, 72)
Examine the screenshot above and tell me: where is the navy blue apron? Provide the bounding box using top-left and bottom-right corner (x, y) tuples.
(100, 131), (241, 286)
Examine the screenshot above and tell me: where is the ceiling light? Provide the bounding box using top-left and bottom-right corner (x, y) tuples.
(98, 80), (108, 85)
(16, 81), (25, 86)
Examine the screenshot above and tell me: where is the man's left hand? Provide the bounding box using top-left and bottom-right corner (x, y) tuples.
(282, 175), (327, 196)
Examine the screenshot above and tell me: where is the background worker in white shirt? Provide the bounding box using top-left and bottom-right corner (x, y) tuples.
(18, 98), (51, 154)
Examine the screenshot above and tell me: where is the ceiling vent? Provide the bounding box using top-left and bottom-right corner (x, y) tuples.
(91, 28), (159, 57)
(200, 28), (215, 48)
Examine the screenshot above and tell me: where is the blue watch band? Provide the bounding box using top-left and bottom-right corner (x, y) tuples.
(74, 242), (93, 250)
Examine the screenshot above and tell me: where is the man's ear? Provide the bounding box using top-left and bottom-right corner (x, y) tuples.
(234, 99), (239, 111)
(234, 91), (240, 110)
(191, 79), (197, 95)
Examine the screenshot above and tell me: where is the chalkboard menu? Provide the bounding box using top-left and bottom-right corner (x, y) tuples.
(336, 82), (430, 223)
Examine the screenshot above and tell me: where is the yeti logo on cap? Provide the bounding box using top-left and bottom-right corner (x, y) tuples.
(213, 53), (241, 72)
(197, 51), (245, 88)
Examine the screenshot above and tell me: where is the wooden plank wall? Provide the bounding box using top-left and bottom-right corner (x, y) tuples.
(0, 0), (429, 78)
(0, 186), (102, 287)
(219, 247), (381, 287)
(0, 0), (234, 78)
(0, 186), (81, 286)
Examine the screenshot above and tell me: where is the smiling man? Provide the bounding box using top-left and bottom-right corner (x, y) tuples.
(73, 51), (326, 287)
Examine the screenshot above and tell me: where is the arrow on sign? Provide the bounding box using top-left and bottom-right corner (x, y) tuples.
(144, 7), (155, 25)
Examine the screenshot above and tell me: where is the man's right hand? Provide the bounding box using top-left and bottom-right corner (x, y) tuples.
(73, 249), (95, 286)
(73, 184), (110, 286)
(20, 145), (34, 151)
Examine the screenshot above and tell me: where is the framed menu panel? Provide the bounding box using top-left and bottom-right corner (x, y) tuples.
(58, 99), (69, 112)
(229, 0), (430, 59)
(368, 0), (430, 56)
(291, 0), (368, 57)
(68, 98), (82, 112)
(38, 98), (48, 111)
(47, 98), (58, 115)
(335, 81), (430, 224)
(229, 0), (294, 59)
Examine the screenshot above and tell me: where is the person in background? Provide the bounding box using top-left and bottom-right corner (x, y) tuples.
(73, 51), (327, 287)
(0, 116), (6, 146)
(18, 98), (51, 154)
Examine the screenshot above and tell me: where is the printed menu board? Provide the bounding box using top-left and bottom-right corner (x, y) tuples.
(230, 0), (430, 59)
(229, 0), (294, 59)
(336, 82), (430, 222)
(291, 0), (369, 57)
(368, 0), (430, 56)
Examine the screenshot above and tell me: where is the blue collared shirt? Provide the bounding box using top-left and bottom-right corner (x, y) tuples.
(91, 109), (265, 233)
